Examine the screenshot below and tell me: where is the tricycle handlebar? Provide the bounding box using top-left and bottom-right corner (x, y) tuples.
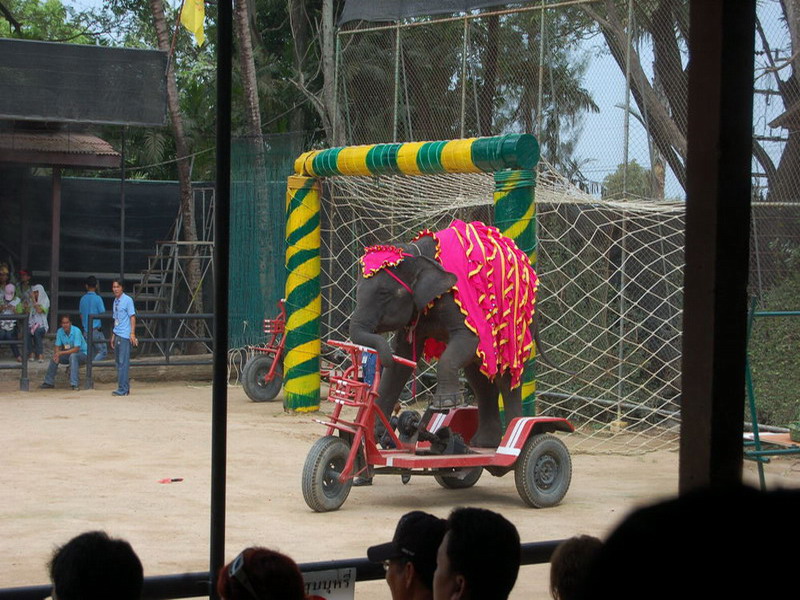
(326, 339), (417, 369)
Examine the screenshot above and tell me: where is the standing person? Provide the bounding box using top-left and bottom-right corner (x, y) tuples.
(432, 507), (521, 600)
(40, 314), (88, 390)
(17, 268), (33, 303)
(80, 276), (108, 361)
(20, 283), (49, 362)
(367, 511), (447, 600)
(1, 283), (21, 361)
(111, 278), (137, 396)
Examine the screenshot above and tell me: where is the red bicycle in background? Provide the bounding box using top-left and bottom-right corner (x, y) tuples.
(242, 299), (287, 402)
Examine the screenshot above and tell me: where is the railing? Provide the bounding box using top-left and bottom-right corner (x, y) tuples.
(0, 313), (30, 390)
(85, 313), (215, 389)
(0, 540), (562, 600)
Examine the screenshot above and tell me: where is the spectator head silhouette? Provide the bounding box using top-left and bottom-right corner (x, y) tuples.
(49, 530), (143, 600)
(217, 546), (306, 600)
(433, 507), (520, 600)
(549, 535), (603, 600)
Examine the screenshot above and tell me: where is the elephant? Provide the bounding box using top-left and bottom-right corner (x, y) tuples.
(348, 219), (539, 449)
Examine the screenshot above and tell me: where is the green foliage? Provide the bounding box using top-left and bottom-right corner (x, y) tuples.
(2, 0), (92, 42)
(749, 272), (800, 426)
(602, 160), (653, 199)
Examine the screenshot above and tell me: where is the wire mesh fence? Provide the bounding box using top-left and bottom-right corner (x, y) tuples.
(317, 0), (800, 449)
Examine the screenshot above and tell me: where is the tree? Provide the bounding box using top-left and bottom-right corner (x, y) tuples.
(582, 0), (688, 191)
(754, 0), (800, 202)
(289, 0), (344, 145)
(148, 0), (204, 331)
(582, 0), (800, 203)
(602, 159), (653, 199)
(0, 0), (92, 41)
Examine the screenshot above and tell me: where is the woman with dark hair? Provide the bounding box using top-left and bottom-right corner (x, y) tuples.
(217, 547), (307, 600)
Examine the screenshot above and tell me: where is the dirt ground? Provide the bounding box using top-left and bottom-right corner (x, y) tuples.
(2, 368), (799, 599)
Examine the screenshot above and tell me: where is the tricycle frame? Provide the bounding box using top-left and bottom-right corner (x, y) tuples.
(303, 340), (574, 511)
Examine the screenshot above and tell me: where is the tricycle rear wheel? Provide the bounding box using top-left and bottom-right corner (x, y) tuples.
(433, 467), (483, 489)
(302, 435), (353, 512)
(242, 355), (282, 402)
(515, 434), (572, 508)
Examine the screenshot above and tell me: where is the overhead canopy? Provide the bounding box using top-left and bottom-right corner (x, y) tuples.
(339, 0), (537, 24)
(0, 130), (121, 169)
(0, 38), (167, 127)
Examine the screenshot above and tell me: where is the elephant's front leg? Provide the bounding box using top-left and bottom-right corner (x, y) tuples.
(431, 329), (478, 408)
(374, 332), (420, 419)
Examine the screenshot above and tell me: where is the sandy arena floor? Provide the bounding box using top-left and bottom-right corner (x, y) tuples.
(1, 372), (798, 599)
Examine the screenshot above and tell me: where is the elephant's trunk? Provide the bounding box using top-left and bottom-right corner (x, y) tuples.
(349, 319), (394, 368)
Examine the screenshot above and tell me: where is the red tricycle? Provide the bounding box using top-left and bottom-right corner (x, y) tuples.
(301, 339), (574, 512)
(242, 300), (347, 402)
(242, 299), (287, 402)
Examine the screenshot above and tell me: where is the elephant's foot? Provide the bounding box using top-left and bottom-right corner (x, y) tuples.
(431, 392), (463, 409)
(470, 424), (503, 448)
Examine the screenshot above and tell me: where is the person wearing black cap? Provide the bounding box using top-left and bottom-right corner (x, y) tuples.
(368, 510), (447, 600)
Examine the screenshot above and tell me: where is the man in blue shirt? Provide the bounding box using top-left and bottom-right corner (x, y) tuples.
(111, 278), (138, 396)
(40, 314), (88, 390)
(79, 276), (108, 362)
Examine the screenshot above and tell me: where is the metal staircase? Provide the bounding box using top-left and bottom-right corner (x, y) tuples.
(132, 186), (215, 355)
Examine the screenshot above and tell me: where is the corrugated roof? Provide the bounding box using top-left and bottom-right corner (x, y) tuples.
(0, 130), (121, 168)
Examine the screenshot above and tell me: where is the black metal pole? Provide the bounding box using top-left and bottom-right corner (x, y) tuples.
(210, 1), (232, 598)
(120, 127), (126, 281)
(680, 0), (755, 492)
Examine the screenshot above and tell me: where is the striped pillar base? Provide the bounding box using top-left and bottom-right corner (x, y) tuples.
(494, 169), (538, 418)
(283, 175), (321, 412)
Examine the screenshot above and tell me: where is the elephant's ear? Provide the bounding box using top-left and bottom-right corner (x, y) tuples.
(411, 261), (457, 312)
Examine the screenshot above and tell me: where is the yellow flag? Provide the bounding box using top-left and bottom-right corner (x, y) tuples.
(181, 0), (205, 46)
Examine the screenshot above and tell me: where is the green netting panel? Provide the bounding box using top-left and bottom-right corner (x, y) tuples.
(229, 133), (304, 348)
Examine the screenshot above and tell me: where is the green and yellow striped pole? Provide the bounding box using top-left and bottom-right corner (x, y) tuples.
(283, 175), (322, 411)
(284, 134), (540, 412)
(293, 133), (540, 178)
(494, 162), (540, 418)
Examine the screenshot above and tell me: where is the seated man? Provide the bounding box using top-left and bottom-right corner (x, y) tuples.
(433, 507), (520, 600)
(40, 315), (88, 390)
(367, 510), (447, 600)
(49, 530), (143, 600)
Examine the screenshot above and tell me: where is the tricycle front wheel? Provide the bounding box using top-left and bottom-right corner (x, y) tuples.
(515, 434), (572, 508)
(242, 355), (282, 402)
(302, 435), (353, 512)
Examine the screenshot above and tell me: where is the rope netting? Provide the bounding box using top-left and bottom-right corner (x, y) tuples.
(319, 163), (685, 454)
